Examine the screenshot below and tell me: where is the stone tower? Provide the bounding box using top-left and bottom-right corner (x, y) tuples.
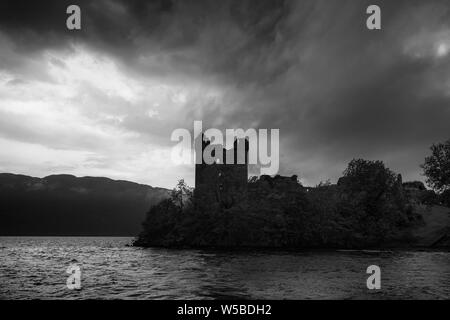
(194, 134), (249, 208)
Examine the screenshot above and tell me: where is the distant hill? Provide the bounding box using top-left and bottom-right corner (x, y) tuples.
(0, 173), (170, 236)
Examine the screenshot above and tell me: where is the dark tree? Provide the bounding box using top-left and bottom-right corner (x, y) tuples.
(170, 179), (193, 211)
(338, 158), (401, 204)
(336, 159), (410, 243)
(421, 139), (450, 192)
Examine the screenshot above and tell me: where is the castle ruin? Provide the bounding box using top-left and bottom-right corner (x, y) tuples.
(194, 134), (249, 208)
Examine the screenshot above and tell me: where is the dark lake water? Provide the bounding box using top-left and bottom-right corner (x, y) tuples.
(0, 237), (448, 299)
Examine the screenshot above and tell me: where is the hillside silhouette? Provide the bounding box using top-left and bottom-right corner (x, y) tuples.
(0, 173), (169, 236)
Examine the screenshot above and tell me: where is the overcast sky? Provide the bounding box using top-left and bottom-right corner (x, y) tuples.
(0, 0), (449, 188)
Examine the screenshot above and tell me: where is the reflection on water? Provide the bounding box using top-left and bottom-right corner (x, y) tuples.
(0, 237), (448, 299)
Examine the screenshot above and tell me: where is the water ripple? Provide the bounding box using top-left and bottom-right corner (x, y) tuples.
(0, 237), (448, 300)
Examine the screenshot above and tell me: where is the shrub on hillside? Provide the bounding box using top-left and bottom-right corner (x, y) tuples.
(441, 190), (450, 208)
(419, 190), (440, 206)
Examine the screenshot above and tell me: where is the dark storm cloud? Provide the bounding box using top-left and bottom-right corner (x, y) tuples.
(1, 0), (449, 185)
(0, 0), (289, 77)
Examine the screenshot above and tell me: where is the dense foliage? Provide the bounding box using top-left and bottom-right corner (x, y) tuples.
(421, 139), (450, 192)
(134, 159), (421, 248)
